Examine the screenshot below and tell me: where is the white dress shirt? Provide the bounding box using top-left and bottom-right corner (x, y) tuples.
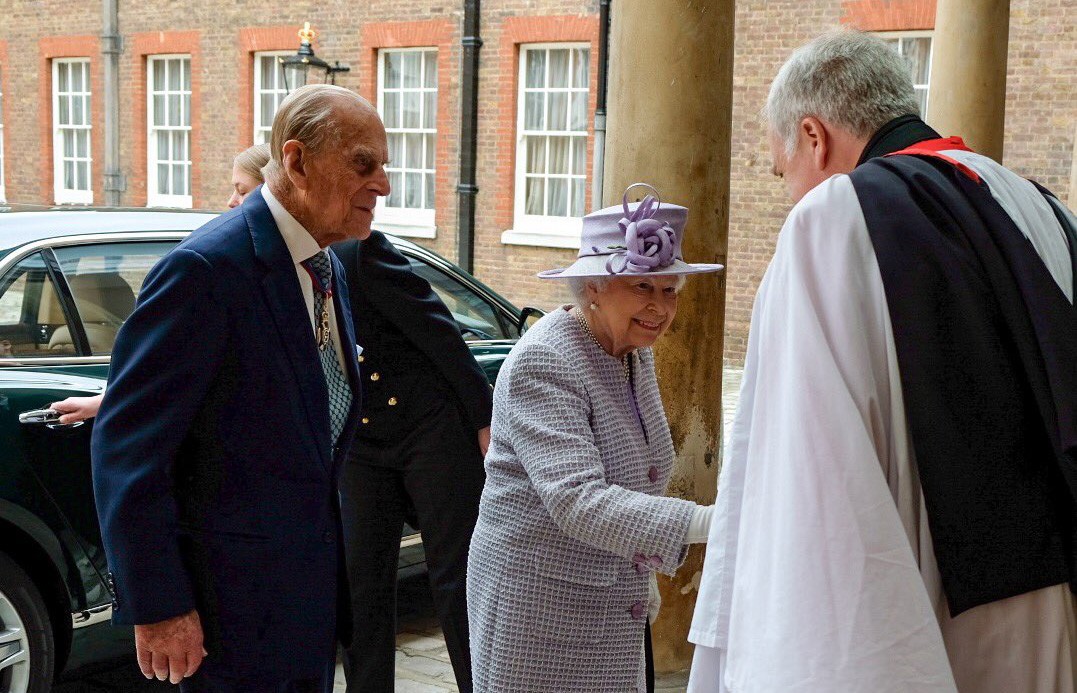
(261, 184), (349, 373)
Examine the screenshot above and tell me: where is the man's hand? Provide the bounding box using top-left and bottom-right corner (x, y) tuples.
(51, 394), (104, 424)
(478, 426), (491, 457)
(134, 609), (206, 683)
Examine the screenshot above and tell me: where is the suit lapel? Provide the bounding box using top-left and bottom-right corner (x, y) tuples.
(244, 187), (331, 472)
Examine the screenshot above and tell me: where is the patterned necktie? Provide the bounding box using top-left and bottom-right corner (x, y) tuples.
(304, 250), (352, 446)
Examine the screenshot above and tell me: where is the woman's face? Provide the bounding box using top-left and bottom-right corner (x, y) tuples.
(587, 275), (681, 356)
(227, 164), (262, 209)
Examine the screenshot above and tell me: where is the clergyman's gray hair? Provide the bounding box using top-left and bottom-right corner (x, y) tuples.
(264, 84), (367, 181)
(765, 30), (920, 155)
(566, 274), (687, 307)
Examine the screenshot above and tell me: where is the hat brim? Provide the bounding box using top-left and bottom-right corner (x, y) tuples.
(537, 255), (724, 279)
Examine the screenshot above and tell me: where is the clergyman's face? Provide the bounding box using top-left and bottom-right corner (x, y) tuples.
(301, 105), (391, 244)
(769, 128), (828, 203)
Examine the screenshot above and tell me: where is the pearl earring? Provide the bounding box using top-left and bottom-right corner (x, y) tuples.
(589, 302), (598, 311)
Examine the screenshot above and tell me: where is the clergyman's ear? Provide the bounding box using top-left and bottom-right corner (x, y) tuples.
(801, 116), (830, 171)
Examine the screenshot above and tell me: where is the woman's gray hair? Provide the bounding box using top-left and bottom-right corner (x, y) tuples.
(566, 275), (687, 307)
(233, 143), (271, 184)
(765, 30), (920, 155)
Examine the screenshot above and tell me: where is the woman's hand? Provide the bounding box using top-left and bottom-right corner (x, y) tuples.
(51, 394), (104, 424)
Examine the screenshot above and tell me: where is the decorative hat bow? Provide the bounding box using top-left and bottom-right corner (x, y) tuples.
(599, 184), (678, 275)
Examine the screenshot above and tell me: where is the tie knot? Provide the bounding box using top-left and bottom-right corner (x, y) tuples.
(305, 251), (332, 288)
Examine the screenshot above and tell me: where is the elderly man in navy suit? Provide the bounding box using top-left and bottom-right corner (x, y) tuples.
(91, 84), (389, 692)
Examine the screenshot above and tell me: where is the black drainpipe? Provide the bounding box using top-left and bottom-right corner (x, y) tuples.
(591, 0), (611, 210)
(456, 0), (482, 273)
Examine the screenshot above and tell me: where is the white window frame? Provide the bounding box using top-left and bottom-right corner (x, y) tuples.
(147, 54), (193, 209)
(503, 42), (590, 249)
(877, 30), (934, 118)
(253, 50), (291, 145)
(374, 47), (438, 239)
(0, 66), (6, 203)
(52, 58), (93, 205)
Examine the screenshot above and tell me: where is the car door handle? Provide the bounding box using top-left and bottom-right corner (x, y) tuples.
(18, 408), (85, 429)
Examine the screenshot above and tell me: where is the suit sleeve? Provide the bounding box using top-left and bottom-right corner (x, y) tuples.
(353, 233), (493, 429)
(91, 248), (228, 625)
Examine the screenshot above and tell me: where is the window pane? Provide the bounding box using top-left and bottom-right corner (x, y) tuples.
(174, 131), (188, 162)
(525, 177), (545, 215)
(153, 61), (165, 92)
(423, 51), (437, 87)
(549, 49), (569, 88)
(77, 130), (89, 158)
(57, 62), (70, 92)
(402, 52), (421, 88)
(157, 163), (169, 193)
(572, 178), (586, 217)
(0, 253), (72, 357)
(405, 133), (423, 169)
(153, 95), (166, 126)
(425, 173), (435, 209)
(388, 171), (403, 207)
(383, 91), (400, 129)
(526, 136), (545, 174)
(172, 164), (186, 194)
(905, 38), (932, 84)
(182, 94), (191, 125)
(260, 93), (276, 127)
(525, 50), (546, 89)
(402, 92), (420, 129)
(916, 88), (928, 118)
(524, 92), (544, 130)
(63, 129), (75, 157)
(70, 63), (84, 92)
(168, 59), (181, 91)
(388, 132), (403, 168)
(168, 94), (181, 126)
(423, 91), (436, 129)
(183, 60), (191, 91)
(570, 92), (587, 131)
(58, 95), (71, 126)
(157, 130), (171, 160)
(64, 160), (75, 190)
(573, 48), (589, 89)
(572, 137), (586, 175)
(385, 52), (402, 89)
(405, 172), (422, 208)
(548, 136), (569, 174)
(71, 95), (85, 125)
(77, 161), (89, 191)
(547, 92), (567, 131)
(424, 134), (436, 169)
(548, 178), (568, 216)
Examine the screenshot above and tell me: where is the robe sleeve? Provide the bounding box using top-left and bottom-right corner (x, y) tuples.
(688, 175), (957, 693)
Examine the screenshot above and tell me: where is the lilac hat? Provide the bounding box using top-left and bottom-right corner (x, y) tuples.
(537, 183), (724, 279)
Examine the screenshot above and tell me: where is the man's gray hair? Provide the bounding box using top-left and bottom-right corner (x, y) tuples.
(765, 30), (920, 155)
(265, 84), (365, 178)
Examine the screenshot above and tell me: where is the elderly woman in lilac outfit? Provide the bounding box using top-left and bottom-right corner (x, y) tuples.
(467, 185), (723, 692)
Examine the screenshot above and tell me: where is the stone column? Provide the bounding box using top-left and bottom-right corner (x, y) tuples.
(927, 0), (1010, 162)
(603, 0), (734, 673)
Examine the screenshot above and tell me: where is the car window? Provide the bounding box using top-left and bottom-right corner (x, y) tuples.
(0, 252), (75, 358)
(52, 242), (175, 355)
(407, 257), (509, 341)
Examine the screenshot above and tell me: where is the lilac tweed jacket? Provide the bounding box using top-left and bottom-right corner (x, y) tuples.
(467, 307), (696, 692)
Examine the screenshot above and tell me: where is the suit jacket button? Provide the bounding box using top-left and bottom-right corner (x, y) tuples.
(648, 466), (659, 483)
(630, 602), (647, 620)
(388, 397), (398, 406)
(361, 417), (370, 424)
(358, 355), (365, 363)
(370, 372), (380, 381)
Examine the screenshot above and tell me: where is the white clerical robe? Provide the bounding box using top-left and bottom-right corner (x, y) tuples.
(688, 152), (1077, 693)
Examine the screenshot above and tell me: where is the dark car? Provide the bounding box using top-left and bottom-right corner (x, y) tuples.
(0, 207), (540, 693)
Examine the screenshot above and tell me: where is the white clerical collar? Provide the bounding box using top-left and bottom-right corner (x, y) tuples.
(261, 183), (322, 265)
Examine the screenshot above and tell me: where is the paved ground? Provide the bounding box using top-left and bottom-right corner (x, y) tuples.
(57, 368), (745, 692)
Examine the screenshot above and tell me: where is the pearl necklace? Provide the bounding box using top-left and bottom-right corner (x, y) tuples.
(572, 308), (631, 382)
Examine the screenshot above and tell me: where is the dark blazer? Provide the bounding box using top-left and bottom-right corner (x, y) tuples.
(333, 232), (492, 440)
(91, 187), (362, 680)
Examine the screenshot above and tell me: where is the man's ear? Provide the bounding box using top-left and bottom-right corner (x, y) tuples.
(281, 140), (311, 191)
(800, 116), (830, 172)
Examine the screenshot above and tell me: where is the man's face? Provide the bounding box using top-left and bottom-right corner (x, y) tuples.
(301, 105), (390, 244)
(769, 128), (828, 203)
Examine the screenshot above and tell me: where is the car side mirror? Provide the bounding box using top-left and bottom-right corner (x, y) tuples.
(516, 306), (544, 336)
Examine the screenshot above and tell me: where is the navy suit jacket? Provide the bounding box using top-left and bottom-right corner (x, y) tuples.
(91, 187), (362, 679)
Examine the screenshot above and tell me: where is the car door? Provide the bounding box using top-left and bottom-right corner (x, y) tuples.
(14, 241), (175, 584)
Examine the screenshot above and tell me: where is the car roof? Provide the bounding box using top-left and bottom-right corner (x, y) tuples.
(0, 208), (217, 252)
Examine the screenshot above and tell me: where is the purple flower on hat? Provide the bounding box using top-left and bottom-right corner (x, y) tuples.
(605, 190), (678, 275)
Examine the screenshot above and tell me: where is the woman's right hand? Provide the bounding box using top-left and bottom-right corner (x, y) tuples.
(51, 394), (104, 424)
